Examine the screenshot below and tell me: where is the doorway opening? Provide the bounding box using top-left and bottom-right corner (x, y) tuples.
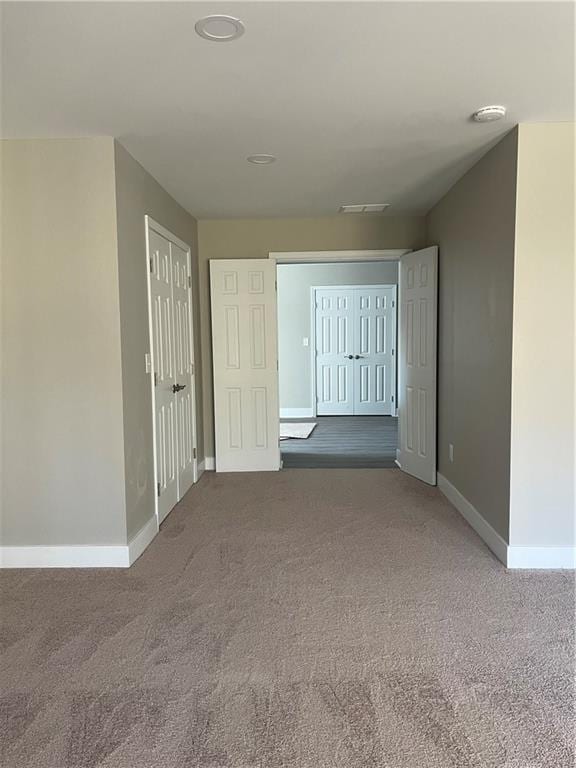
(277, 267), (399, 469)
(209, 247), (437, 485)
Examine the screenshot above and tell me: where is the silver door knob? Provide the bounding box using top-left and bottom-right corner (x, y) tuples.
(172, 384), (186, 393)
(344, 354), (353, 359)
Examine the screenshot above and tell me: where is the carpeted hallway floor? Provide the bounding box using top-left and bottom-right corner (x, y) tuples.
(1, 470), (574, 768)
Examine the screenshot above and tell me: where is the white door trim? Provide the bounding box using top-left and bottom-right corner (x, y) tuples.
(145, 215), (198, 525)
(270, 249), (410, 263)
(310, 285), (398, 417)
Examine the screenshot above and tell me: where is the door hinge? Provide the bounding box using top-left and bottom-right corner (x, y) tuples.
(391, 395), (395, 402)
(193, 447), (197, 459)
(157, 482), (161, 497)
(154, 371), (158, 386)
(190, 364), (194, 376)
(188, 275), (192, 288)
(149, 256), (154, 273)
(392, 349), (395, 356)
(392, 300), (395, 308)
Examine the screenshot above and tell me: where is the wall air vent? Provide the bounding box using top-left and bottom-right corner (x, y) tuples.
(339, 203), (391, 214)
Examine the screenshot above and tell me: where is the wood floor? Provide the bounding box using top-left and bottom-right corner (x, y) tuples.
(280, 415), (398, 468)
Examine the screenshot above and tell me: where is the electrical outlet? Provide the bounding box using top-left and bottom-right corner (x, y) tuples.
(448, 443), (454, 462)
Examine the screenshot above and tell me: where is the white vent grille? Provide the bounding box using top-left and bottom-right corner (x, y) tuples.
(339, 203), (391, 214)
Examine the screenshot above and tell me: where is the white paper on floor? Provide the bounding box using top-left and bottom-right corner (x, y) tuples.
(279, 422), (317, 440)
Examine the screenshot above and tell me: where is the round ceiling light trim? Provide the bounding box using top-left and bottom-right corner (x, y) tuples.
(195, 15), (245, 42)
(472, 105), (507, 123)
(247, 154), (277, 165)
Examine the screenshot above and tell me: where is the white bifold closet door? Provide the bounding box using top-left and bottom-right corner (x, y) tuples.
(147, 219), (197, 523)
(315, 286), (397, 416)
(397, 246), (438, 485)
(210, 259), (280, 472)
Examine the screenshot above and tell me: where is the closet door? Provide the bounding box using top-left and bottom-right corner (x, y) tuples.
(147, 218), (198, 523)
(353, 286), (397, 416)
(149, 229), (179, 523)
(315, 288), (355, 415)
(171, 241), (197, 498)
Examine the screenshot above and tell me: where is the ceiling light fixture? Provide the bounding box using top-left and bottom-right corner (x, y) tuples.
(339, 203), (391, 214)
(247, 154), (277, 165)
(472, 105), (507, 123)
(195, 15), (245, 42)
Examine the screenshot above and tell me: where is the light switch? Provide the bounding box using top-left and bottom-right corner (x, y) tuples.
(303, 337), (309, 347)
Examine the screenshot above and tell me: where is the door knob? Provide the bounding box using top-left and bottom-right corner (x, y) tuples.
(344, 354), (353, 359)
(172, 383), (186, 393)
(354, 355), (364, 359)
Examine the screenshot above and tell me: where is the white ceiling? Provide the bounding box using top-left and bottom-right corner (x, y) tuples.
(2, 1), (574, 219)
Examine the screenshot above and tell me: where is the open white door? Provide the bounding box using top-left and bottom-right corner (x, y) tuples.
(397, 246), (438, 485)
(210, 259), (280, 472)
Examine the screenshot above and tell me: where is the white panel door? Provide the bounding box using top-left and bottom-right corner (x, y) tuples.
(397, 246), (438, 485)
(171, 242), (197, 498)
(149, 229), (178, 522)
(210, 259), (280, 472)
(353, 286), (397, 416)
(315, 288), (355, 415)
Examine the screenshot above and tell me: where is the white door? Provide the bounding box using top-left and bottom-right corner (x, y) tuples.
(353, 286), (397, 416)
(149, 229), (178, 522)
(397, 246), (438, 485)
(210, 259), (280, 472)
(315, 286), (396, 416)
(315, 288), (355, 415)
(171, 241), (197, 498)
(147, 218), (198, 523)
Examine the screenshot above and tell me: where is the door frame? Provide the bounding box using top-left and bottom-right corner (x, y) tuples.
(310, 284), (398, 418)
(145, 215), (198, 524)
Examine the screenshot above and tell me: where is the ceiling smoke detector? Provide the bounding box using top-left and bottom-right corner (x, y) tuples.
(472, 105), (507, 123)
(195, 15), (245, 42)
(247, 154), (277, 165)
(339, 203), (391, 214)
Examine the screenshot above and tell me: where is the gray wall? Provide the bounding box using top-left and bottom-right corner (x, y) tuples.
(1, 138), (127, 545)
(114, 142), (202, 539)
(277, 261), (399, 411)
(198, 216), (426, 456)
(426, 128), (518, 542)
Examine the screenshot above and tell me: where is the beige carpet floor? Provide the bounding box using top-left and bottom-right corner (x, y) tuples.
(1, 469), (574, 768)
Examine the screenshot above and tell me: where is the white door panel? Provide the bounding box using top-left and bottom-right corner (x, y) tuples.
(353, 286), (396, 415)
(397, 246), (438, 485)
(171, 242), (197, 498)
(211, 260), (280, 472)
(315, 289), (354, 415)
(147, 220), (198, 524)
(149, 230), (178, 522)
(314, 286), (396, 416)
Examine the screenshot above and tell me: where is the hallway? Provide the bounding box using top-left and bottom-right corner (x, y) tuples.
(1, 470), (573, 767)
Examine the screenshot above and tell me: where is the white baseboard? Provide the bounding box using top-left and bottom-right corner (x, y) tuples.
(507, 546), (576, 569)
(437, 473), (508, 566)
(280, 408), (314, 419)
(197, 459), (205, 478)
(204, 456), (215, 470)
(127, 515), (158, 565)
(437, 473), (575, 569)
(0, 515), (159, 569)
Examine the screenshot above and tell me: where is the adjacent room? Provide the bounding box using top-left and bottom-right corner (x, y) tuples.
(1, 2), (574, 767)
(278, 256), (400, 469)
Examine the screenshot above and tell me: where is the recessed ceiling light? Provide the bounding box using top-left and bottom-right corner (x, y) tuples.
(472, 105), (507, 123)
(195, 15), (245, 42)
(247, 154), (277, 165)
(339, 203), (391, 214)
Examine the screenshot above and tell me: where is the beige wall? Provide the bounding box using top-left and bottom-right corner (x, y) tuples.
(1, 138), (127, 545)
(510, 123), (575, 547)
(198, 216), (426, 456)
(114, 142), (202, 538)
(426, 129), (518, 542)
